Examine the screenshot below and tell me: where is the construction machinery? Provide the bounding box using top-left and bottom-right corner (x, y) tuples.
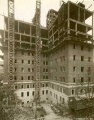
(8, 0), (41, 105)
(8, 0), (15, 83)
(35, 0), (41, 105)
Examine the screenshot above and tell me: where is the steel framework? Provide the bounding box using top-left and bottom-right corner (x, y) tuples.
(8, 0), (15, 83)
(35, 0), (41, 104)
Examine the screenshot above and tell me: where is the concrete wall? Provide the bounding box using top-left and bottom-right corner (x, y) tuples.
(4, 49), (49, 104)
(68, 43), (93, 83)
(48, 44), (68, 83)
(48, 43), (94, 103)
(3, 42), (94, 105)
(14, 81), (48, 105)
(4, 49), (49, 81)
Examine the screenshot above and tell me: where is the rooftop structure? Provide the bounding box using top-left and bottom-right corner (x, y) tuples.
(46, 9), (58, 28)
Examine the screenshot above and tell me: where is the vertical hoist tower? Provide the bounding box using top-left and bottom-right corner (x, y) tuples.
(8, 0), (15, 84)
(35, 0), (41, 104)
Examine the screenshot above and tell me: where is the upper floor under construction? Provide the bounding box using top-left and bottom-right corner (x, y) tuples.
(0, 1), (93, 53)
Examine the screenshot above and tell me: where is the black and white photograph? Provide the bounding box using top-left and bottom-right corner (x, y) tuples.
(0, 0), (94, 119)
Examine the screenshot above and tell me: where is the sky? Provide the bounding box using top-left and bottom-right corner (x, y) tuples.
(0, 0), (94, 60)
(0, 0), (60, 28)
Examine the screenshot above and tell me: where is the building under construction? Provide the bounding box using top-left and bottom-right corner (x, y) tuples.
(0, 0), (94, 108)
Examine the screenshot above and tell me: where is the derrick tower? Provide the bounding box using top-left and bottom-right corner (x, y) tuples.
(8, 0), (15, 84)
(35, 0), (41, 105)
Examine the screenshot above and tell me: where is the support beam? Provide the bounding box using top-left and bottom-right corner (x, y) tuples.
(67, 2), (70, 34)
(92, 12), (94, 40)
(78, 7), (80, 21)
(75, 22), (77, 35)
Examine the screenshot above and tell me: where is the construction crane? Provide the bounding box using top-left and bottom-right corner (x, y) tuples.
(35, 0), (41, 106)
(8, 0), (15, 84)
(34, 0), (41, 119)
